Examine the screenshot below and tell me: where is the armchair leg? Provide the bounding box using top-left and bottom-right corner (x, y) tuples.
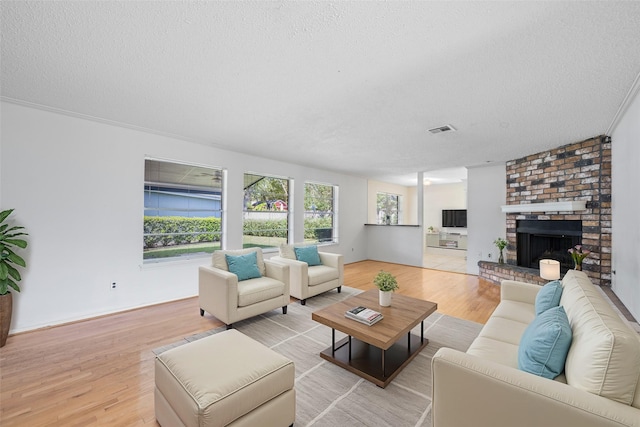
(226, 324), (233, 330)
(337, 286), (342, 293)
(300, 299), (306, 305)
(282, 306), (288, 314)
(200, 308), (205, 316)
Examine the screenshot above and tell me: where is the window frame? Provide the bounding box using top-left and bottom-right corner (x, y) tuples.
(242, 172), (291, 251)
(143, 157), (224, 263)
(304, 181), (338, 245)
(376, 192), (400, 225)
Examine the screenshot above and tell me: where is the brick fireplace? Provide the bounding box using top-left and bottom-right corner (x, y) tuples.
(479, 135), (611, 287)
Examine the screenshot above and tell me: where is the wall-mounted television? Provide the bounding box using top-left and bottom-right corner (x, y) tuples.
(442, 209), (467, 228)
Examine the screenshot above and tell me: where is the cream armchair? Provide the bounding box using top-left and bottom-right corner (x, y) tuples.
(272, 244), (343, 305)
(199, 247), (290, 329)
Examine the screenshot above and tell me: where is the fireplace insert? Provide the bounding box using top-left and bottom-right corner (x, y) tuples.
(516, 220), (582, 273)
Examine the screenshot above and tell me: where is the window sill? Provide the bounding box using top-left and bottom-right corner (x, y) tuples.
(140, 253), (210, 269)
(364, 223), (420, 227)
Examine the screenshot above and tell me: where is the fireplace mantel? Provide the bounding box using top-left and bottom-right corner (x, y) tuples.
(501, 200), (587, 214)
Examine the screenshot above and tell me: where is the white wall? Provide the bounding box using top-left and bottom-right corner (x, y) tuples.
(466, 164), (506, 275)
(0, 102), (368, 333)
(423, 181), (467, 232)
(611, 87), (640, 320)
(365, 225), (424, 267)
(367, 179), (418, 225)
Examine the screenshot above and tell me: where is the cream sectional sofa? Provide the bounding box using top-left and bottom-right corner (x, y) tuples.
(432, 269), (640, 427)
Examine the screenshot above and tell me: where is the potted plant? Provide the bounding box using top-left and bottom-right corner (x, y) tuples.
(0, 209), (28, 347)
(493, 237), (508, 264)
(373, 270), (399, 307)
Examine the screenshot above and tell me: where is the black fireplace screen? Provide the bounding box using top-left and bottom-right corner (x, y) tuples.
(516, 220), (582, 273)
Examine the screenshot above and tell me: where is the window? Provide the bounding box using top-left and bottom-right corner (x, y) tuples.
(304, 182), (337, 244)
(143, 158), (223, 262)
(377, 192), (399, 225)
(243, 173), (289, 250)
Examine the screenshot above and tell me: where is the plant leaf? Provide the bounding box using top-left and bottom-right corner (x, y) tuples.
(6, 264), (21, 282)
(8, 279), (20, 293)
(0, 227), (27, 240)
(4, 238), (27, 249)
(0, 279), (8, 295)
(0, 262), (7, 280)
(0, 209), (14, 223)
(7, 252), (26, 268)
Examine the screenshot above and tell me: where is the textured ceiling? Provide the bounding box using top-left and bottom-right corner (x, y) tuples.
(2, 1), (640, 186)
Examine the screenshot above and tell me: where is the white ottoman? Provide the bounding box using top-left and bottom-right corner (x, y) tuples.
(155, 329), (295, 427)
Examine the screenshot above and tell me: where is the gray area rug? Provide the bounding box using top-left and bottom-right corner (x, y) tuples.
(153, 287), (483, 427)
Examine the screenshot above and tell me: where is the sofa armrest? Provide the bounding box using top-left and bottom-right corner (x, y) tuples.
(264, 259), (290, 288)
(432, 347), (640, 427)
(198, 265), (238, 324)
(319, 252), (344, 285)
(500, 280), (541, 304)
(318, 252), (341, 269)
(270, 256), (305, 297)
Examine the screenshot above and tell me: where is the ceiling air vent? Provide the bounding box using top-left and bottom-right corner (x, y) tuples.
(428, 124), (456, 134)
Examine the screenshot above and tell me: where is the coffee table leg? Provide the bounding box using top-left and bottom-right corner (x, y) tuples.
(421, 320), (424, 343)
(348, 336), (352, 360)
(331, 328), (335, 356)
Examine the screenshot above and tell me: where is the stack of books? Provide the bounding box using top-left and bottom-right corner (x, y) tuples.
(345, 306), (383, 326)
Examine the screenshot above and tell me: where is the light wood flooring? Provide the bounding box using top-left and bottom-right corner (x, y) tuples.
(0, 260), (500, 426)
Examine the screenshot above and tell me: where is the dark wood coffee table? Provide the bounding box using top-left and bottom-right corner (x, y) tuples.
(311, 289), (437, 388)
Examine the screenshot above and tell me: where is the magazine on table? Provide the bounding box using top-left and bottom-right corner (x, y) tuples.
(345, 306), (383, 326)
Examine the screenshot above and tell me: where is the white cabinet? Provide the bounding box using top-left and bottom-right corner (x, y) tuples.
(426, 232), (467, 250)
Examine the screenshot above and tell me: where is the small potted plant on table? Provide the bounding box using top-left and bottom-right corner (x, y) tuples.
(373, 270), (399, 307)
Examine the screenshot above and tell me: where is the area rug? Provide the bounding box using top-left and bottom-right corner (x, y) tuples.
(153, 287), (483, 427)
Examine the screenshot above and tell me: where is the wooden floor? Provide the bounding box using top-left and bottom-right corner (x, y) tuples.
(0, 260), (500, 426)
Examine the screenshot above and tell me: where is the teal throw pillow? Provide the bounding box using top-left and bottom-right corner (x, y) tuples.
(225, 252), (261, 281)
(294, 245), (322, 266)
(535, 280), (563, 315)
(518, 305), (572, 379)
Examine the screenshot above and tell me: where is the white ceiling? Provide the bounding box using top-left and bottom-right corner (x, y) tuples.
(2, 1), (640, 186)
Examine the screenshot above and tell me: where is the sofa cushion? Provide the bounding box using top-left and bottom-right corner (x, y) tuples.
(237, 277), (285, 307)
(467, 336), (520, 369)
(535, 280), (563, 315)
(308, 265), (339, 286)
(294, 245), (322, 266)
(490, 300), (536, 325)
(518, 305), (572, 379)
(477, 316), (530, 346)
(225, 252), (262, 281)
(213, 247), (266, 276)
(560, 269), (640, 406)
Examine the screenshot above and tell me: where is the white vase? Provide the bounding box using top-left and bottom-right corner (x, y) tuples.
(379, 290), (392, 307)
